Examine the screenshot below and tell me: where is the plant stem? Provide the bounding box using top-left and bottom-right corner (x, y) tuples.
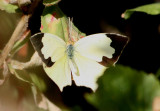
(0, 15), (30, 67)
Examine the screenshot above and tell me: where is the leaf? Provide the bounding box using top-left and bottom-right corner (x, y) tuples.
(61, 106), (82, 111)
(0, 74), (44, 111)
(156, 68), (160, 78)
(10, 30), (30, 56)
(43, 0), (61, 6)
(8, 64), (33, 83)
(86, 65), (160, 111)
(0, 0), (21, 13)
(0, 73), (59, 111)
(30, 73), (47, 92)
(41, 5), (85, 42)
(8, 63), (47, 92)
(123, 3), (160, 19)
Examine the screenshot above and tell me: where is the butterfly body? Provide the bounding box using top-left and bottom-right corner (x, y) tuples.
(66, 44), (74, 59)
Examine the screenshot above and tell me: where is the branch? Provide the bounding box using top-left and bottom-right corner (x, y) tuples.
(0, 15), (30, 67)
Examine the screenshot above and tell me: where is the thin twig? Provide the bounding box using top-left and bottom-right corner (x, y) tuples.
(0, 15), (30, 67)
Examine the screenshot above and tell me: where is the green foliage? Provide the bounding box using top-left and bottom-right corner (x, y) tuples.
(10, 32), (30, 56)
(43, 0), (60, 6)
(41, 5), (85, 42)
(8, 64), (47, 92)
(0, 0), (20, 13)
(123, 3), (160, 19)
(86, 65), (160, 111)
(62, 106), (83, 111)
(156, 68), (160, 78)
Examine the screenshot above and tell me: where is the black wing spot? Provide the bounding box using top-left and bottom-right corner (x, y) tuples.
(30, 33), (54, 67)
(99, 33), (129, 67)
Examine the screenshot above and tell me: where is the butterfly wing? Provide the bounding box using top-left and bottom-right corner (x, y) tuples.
(44, 55), (71, 91)
(74, 33), (115, 62)
(99, 33), (129, 66)
(30, 33), (66, 67)
(73, 52), (106, 91)
(73, 33), (128, 91)
(30, 33), (71, 91)
(74, 33), (128, 67)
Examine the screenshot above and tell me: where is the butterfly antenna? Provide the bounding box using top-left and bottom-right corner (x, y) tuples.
(68, 17), (73, 43)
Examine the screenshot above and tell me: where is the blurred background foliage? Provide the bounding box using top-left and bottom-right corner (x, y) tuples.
(0, 0), (160, 111)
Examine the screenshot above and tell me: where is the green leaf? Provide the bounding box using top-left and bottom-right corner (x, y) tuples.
(10, 32), (30, 56)
(8, 64), (47, 92)
(86, 65), (160, 111)
(123, 3), (160, 19)
(156, 68), (160, 78)
(41, 5), (86, 42)
(62, 106), (83, 111)
(43, 0), (60, 6)
(30, 73), (47, 92)
(8, 64), (33, 83)
(0, 0), (21, 13)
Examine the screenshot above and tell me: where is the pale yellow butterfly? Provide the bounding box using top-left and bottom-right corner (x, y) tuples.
(30, 31), (128, 92)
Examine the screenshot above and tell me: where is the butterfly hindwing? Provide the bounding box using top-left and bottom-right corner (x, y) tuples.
(44, 55), (71, 91)
(72, 52), (107, 91)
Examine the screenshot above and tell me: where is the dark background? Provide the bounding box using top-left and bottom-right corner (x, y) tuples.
(59, 0), (160, 74)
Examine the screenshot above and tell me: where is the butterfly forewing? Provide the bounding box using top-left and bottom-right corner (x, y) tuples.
(30, 33), (66, 67)
(74, 34), (115, 62)
(99, 33), (129, 67)
(30, 33), (54, 67)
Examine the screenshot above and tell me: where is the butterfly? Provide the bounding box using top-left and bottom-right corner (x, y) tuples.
(30, 19), (128, 91)
(30, 31), (128, 91)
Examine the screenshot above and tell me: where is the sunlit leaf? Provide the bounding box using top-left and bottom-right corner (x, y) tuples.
(86, 65), (160, 111)
(41, 5), (85, 42)
(0, 0), (21, 13)
(61, 106), (82, 111)
(123, 3), (160, 19)
(43, 0), (60, 6)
